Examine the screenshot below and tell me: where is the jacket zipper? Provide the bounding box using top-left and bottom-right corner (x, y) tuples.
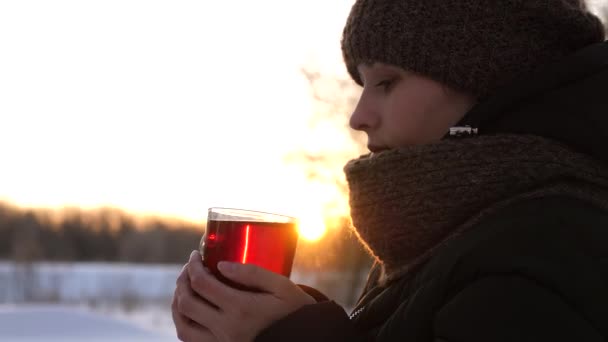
(349, 305), (366, 320)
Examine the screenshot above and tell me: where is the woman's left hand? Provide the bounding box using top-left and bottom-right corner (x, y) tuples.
(173, 251), (316, 342)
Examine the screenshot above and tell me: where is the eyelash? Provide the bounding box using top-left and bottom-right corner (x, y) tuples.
(375, 79), (395, 92)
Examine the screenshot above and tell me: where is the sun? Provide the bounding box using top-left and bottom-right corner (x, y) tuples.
(296, 212), (327, 242)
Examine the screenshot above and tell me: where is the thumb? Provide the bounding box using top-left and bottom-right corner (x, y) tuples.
(217, 261), (289, 294)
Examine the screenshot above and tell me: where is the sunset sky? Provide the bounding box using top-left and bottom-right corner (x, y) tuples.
(0, 1), (605, 241)
(0, 0), (360, 240)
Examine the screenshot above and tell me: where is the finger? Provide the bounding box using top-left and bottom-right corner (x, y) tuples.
(176, 251), (191, 278)
(178, 257), (221, 309)
(172, 294), (215, 341)
(176, 274), (222, 328)
(174, 263), (217, 341)
(187, 251), (236, 307)
(172, 294), (192, 326)
(188, 250), (203, 267)
(173, 313), (215, 341)
(217, 262), (291, 296)
(176, 262), (189, 286)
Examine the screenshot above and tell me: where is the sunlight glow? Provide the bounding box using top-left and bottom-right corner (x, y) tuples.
(297, 211), (327, 242)
(0, 0), (356, 238)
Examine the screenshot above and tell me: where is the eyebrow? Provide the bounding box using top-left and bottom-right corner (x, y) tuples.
(357, 62), (380, 83)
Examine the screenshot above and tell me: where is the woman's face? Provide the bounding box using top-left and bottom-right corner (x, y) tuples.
(350, 63), (477, 152)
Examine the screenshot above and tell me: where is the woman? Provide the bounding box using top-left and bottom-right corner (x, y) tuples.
(172, 1), (608, 341)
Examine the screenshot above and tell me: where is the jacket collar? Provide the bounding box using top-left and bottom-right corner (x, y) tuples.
(453, 41), (608, 163)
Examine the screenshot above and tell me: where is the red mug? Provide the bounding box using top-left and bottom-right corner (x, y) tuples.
(199, 208), (299, 290)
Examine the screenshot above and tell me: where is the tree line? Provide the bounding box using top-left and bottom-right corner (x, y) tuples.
(0, 201), (372, 273)
(0, 202), (202, 264)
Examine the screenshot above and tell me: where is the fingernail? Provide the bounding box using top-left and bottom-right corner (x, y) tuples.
(218, 261), (237, 275)
(190, 250), (199, 258)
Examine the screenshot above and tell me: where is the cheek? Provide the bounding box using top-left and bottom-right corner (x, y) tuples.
(385, 95), (435, 145)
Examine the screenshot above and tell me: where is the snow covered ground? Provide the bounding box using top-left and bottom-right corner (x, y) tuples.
(0, 262), (182, 341)
(0, 305), (177, 342)
(0, 261), (365, 341)
(0, 262), (181, 303)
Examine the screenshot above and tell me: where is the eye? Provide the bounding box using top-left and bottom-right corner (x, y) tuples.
(375, 78), (396, 92)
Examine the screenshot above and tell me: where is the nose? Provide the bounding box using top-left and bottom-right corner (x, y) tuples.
(349, 93), (379, 132)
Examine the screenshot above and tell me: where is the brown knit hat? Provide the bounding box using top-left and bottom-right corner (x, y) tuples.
(341, 0), (606, 98)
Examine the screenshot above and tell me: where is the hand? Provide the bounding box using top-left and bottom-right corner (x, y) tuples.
(172, 262), (215, 341)
(173, 251), (316, 342)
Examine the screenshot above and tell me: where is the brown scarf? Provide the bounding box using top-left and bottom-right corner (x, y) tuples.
(344, 134), (608, 286)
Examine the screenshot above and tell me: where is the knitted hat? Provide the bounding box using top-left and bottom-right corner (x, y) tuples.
(341, 0), (606, 98)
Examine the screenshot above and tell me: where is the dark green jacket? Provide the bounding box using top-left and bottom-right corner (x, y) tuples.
(256, 41), (608, 342)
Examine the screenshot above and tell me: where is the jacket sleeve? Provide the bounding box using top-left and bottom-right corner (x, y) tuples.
(433, 275), (603, 342)
(255, 284), (362, 342)
(255, 300), (361, 342)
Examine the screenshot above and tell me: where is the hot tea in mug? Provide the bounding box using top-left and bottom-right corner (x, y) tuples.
(200, 208), (299, 289)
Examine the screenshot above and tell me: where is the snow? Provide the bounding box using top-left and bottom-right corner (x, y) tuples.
(0, 262), (181, 303)
(0, 305), (177, 342)
(0, 261), (364, 341)
(0, 262), (181, 341)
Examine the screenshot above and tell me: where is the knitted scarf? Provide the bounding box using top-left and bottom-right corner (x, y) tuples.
(344, 134), (608, 285)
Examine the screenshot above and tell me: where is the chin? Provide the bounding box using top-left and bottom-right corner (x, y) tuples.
(368, 145), (390, 153)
